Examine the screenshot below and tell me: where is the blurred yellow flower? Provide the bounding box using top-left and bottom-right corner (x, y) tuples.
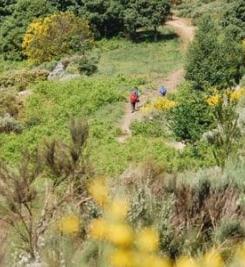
(110, 249), (134, 267)
(175, 256), (198, 267)
(107, 223), (134, 247)
(135, 228), (159, 252)
(234, 244), (245, 264)
(154, 98), (177, 111)
(229, 89), (244, 102)
(89, 218), (108, 240)
(58, 215), (80, 235)
(138, 254), (171, 267)
(202, 249), (224, 267)
(106, 199), (129, 221)
(88, 177), (109, 206)
(207, 95), (220, 106)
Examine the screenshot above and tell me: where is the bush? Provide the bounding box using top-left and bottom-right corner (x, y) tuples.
(0, 113), (23, 133)
(0, 0), (55, 60)
(77, 56), (98, 76)
(185, 16), (244, 90)
(0, 68), (49, 90)
(22, 12), (94, 64)
(167, 82), (213, 142)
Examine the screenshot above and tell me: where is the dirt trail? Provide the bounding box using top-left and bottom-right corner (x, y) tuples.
(117, 17), (195, 144)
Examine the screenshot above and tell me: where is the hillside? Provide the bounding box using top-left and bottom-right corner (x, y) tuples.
(0, 0), (245, 266)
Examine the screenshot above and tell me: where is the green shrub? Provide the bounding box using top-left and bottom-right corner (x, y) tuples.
(0, 68), (49, 90)
(167, 82), (212, 142)
(77, 56), (98, 76)
(0, 113), (23, 133)
(185, 16), (244, 90)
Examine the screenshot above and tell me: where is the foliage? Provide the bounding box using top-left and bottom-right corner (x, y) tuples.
(22, 12), (93, 64)
(77, 55), (98, 76)
(0, 0), (55, 60)
(185, 16), (244, 90)
(0, 113), (23, 133)
(0, 0), (16, 21)
(0, 117), (89, 260)
(221, 0), (245, 40)
(167, 82), (213, 142)
(97, 32), (183, 78)
(205, 89), (243, 168)
(0, 68), (49, 90)
(122, 0), (171, 40)
(79, 0), (124, 38)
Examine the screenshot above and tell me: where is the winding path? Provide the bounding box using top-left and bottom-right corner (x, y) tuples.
(117, 17), (195, 144)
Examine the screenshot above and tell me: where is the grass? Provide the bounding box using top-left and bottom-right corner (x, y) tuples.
(0, 29), (211, 176)
(96, 27), (183, 80)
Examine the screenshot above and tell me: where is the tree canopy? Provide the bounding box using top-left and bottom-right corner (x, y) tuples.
(22, 12), (93, 64)
(0, 0), (55, 60)
(185, 16), (244, 90)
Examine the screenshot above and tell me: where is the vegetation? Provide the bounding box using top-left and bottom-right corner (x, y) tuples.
(0, 0), (55, 60)
(22, 12), (93, 64)
(185, 16), (244, 90)
(0, 0), (245, 265)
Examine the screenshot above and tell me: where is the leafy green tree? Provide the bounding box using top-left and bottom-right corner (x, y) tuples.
(48, 0), (82, 12)
(0, 0), (55, 60)
(0, 0), (16, 21)
(79, 0), (124, 38)
(167, 82), (212, 142)
(221, 0), (245, 40)
(186, 16), (244, 90)
(122, 0), (171, 40)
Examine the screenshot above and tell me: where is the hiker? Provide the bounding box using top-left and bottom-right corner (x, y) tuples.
(130, 88), (140, 113)
(159, 86), (167, 96)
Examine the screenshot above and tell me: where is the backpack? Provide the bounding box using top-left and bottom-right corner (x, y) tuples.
(160, 87), (167, 96)
(130, 92), (138, 103)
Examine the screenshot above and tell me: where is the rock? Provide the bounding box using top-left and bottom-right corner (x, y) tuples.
(48, 62), (66, 80)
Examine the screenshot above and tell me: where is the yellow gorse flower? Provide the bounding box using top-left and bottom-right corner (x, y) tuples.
(135, 228), (159, 252)
(58, 215), (80, 235)
(88, 177), (109, 206)
(228, 89), (244, 102)
(175, 257), (198, 267)
(89, 218), (108, 240)
(207, 94), (220, 106)
(153, 98), (177, 111)
(107, 223), (134, 247)
(110, 249), (135, 267)
(106, 199), (129, 221)
(202, 249), (224, 267)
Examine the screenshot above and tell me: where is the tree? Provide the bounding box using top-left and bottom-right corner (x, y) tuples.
(0, 0), (16, 21)
(185, 16), (244, 90)
(221, 0), (245, 40)
(0, 0), (55, 60)
(48, 0), (83, 12)
(22, 12), (93, 64)
(79, 0), (124, 38)
(122, 0), (171, 40)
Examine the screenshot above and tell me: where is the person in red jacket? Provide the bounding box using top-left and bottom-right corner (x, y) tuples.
(130, 88), (140, 113)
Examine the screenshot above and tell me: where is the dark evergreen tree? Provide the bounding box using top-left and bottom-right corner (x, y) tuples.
(122, 0), (171, 40)
(0, 0), (16, 21)
(186, 16), (244, 90)
(0, 0), (55, 60)
(79, 0), (124, 38)
(221, 0), (245, 40)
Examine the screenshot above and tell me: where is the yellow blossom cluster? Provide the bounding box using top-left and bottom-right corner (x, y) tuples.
(22, 12), (92, 64)
(58, 214), (80, 235)
(143, 97), (177, 114)
(87, 179), (245, 267)
(228, 88), (245, 103)
(206, 94), (221, 106)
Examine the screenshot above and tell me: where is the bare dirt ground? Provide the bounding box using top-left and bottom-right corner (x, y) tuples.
(117, 17), (195, 144)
